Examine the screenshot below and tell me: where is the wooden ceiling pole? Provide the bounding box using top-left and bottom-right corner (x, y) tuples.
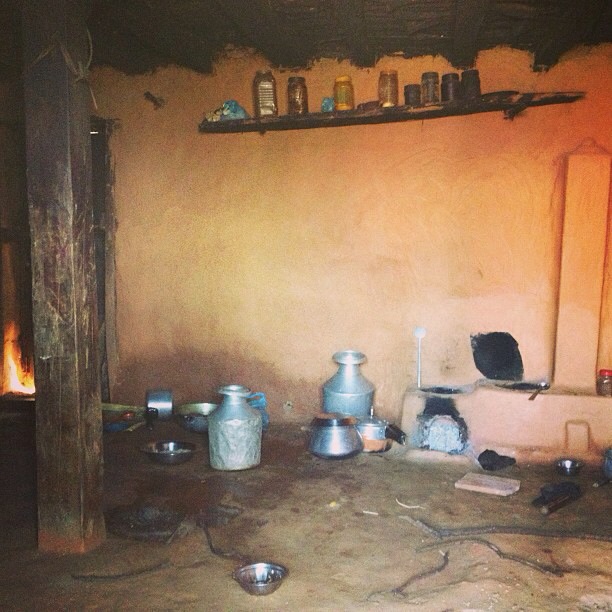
(22, 0), (105, 553)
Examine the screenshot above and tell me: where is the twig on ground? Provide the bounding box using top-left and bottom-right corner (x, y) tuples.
(418, 537), (563, 577)
(366, 551), (449, 601)
(395, 497), (423, 509)
(402, 516), (612, 543)
(71, 560), (170, 581)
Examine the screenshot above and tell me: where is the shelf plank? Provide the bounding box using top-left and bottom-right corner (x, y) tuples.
(198, 91), (585, 134)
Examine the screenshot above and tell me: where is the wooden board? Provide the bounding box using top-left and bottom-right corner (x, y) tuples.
(455, 473), (521, 496)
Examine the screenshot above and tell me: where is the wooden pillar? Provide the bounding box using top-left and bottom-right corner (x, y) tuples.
(22, 0), (105, 552)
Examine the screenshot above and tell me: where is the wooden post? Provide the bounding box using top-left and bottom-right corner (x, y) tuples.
(22, 0), (105, 552)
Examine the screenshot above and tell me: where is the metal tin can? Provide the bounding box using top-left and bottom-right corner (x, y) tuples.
(461, 69), (481, 98)
(287, 76), (308, 115)
(441, 73), (461, 102)
(404, 84), (421, 107)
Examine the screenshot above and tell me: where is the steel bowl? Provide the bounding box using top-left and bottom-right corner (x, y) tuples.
(140, 440), (197, 465)
(233, 562), (288, 596)
(555, 457), (583, 476)
(174, 403), (218, 433)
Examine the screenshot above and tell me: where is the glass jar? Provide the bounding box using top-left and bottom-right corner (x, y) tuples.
(287, 76), (308, 115)
(596, 369), (612, 396)
(421, 71), (439, 105)
(334, 76), (354, 111)
(253, 70), (278, 117)
(378, 70), (398, 107)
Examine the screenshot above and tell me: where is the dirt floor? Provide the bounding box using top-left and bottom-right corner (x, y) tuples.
(0, 403), (611, 611)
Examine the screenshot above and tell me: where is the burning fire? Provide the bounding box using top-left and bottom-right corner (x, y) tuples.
(3, 321), (35, 395)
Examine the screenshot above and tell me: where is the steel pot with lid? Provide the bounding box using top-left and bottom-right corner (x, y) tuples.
(308, 412), (364, 459)
(357, 408), (406, 453)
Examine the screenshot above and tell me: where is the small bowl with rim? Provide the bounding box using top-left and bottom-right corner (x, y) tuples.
(140, 440), (197, 465)
(555, 457), (583, 476)
(233, 561), (288, 596)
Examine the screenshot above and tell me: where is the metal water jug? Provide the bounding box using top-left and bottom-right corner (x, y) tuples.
(322, 350), (375, 418)
(208, 384), (262, 471)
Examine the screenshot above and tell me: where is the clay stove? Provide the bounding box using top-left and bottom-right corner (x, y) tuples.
(402, 140), (612, 463)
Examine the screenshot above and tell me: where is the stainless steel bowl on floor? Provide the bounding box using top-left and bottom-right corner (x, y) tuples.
(555, 457), (582, 476)
(233, 562), (288, 596)
(140, 440), (197, 465)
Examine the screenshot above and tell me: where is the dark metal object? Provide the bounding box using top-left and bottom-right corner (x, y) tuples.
(145, 389), (173, 429)
(528, 381), (550, 399)
(404, 84), (421, 107)
(593, 477), (610, 488)
(441, 73), (461, 102)
(540, 494), (575, 515)
(461, 69), (481, 98)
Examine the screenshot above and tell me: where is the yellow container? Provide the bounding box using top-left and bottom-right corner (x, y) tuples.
(334, 76), (354, 111)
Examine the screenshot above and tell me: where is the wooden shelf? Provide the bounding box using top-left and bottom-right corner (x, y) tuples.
(198, 91), (584, 134)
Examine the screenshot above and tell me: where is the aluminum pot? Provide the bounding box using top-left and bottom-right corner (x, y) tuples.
(308, 412), (363, 459)
(357, 409), (406, 453)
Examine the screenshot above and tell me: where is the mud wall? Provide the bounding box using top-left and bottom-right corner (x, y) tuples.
(91, 45), (612, 423)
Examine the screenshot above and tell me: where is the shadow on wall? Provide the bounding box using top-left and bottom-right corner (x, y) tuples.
(114, 349), (315, 420)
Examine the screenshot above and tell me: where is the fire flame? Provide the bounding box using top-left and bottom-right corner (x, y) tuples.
(3, 321), (35, 395)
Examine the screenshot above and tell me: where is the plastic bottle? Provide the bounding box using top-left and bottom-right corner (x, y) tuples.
(253, 70), (278, 117)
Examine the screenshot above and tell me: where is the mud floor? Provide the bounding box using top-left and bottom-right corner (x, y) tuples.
(0, 406), (611, 611)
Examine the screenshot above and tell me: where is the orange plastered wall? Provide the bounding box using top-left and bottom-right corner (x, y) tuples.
(91, 45), (612, 420)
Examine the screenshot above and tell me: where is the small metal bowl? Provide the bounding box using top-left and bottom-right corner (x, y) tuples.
(140, 440), (197, 465)
(233, 562), (288, 596)
(555, 457), (583, 476)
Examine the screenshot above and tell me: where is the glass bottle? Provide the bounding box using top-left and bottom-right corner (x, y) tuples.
(208, 384), (262, 470)
(378, 70), (398, 107)
(322, 350), (375, 418)
(287, 76), (309, 115)
(596, 369), (612, 396)
(253, 70), (278, 118)
(421, 71), (439, 105)
(333, 76), (354, 111)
